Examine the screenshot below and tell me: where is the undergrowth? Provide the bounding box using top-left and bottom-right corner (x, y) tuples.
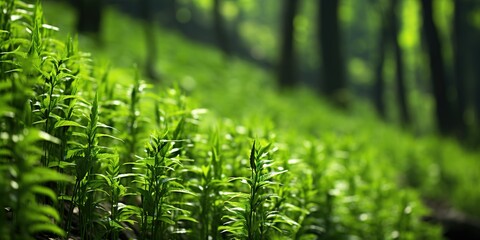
(0, 0), (450, 239)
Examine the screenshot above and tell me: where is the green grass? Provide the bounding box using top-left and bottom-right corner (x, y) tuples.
(54, 2), (480, 218)
(1, 0), (479, 239)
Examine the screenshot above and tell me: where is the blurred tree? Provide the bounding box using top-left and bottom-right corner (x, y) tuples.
(452, 0), (476, 136)
(231, 0), (245, 31)
(74, 0), (104, 38)
(141, 0), (160, 81)
(372, 0), (410, 124)
(453, 0), (466, 130)
(277, 0), (300, 88)
(476, 44), (480, 133)
(420, 0), (455, 134)
(158, 0), (176, 26)
(318, 0), (346, 107)
(372, 1), (387, 119)
(469, 3), (480, 132)
(390, 0), (410, 125)
(213, 0), (231, 56)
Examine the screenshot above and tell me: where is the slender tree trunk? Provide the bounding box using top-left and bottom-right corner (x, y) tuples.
(277, 0), (300, 88)
(453, 0), (468, 135)
(390, 0), (410, 125)
(475, 32), (480, 131)
(420, 0), (454, 134)
(159, 0), (176, 25)
(318, 0), (346, 107)
(142, 0), (160, 81)
(213, 0), (230, 56)
(476, 52), (480, 132)
(464, 2), (480, 133)
(373, 8), (388, 119)
(74, 0), (104, 36)
(230, 0), (244, 52)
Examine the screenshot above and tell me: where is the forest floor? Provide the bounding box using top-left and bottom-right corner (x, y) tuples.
(39, 2), (480, 239)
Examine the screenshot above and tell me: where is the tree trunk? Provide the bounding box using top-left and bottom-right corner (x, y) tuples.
(141, 0), (160, 81)
(467, 3), (480, 134)
(277, 0), (300, 88)
(213, 0), (230, 56)
(420, 0), (454, 134)
(390, 0), (410, 125)
(159, 0), (176, 26)
(475, 32), (480, 132)
(318, 0), (346, 107)
(74, 0), (104, 36)
(476, 51), (480, 133)
(453, 0), (469, 136)
(373, 6), (387, 119)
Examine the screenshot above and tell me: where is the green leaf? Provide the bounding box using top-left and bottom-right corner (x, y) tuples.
(269, 213), (299, 226)
(114, 173), (138, 179)
(262, 170), (288, 181)
(96, 153), (117, 160)
(28, 223), (65, 237)
(171, 189), (197, 196)
(37, 130), (60, 144)
(32, 205), (61, 222)
(109, 220), (125, 230)
(250, 140), (256, 172)
(24, 168), (72, 184)
(175, 215), (199, 223)
(172, 117), (185, 139)
(47, 161), (75, 169)
(31, 185), (57, 202)
(72, 131), (88, 139)
(58, 195), (73, 202)
(54, 120), (85, 129)
(97, 133), (123, 142)
(159, 216), (176, 225)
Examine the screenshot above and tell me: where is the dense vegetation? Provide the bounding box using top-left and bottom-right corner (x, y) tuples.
(1, 0), (480, 239)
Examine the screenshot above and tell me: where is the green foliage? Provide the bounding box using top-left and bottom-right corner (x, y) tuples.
(8, 1), (480, 240)
(220, 141), (293, 239)
(133, 132), (196, 239)
(0, 1), (72, 239)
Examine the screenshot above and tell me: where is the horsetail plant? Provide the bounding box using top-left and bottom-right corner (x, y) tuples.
(221, 141), (294, 239)
(133, 131), (196, 239)
(98, 152), (137, 239)
(0, 2), (72, 239)
(48, 36), (82, 215)
(67, 92), (104, 238)
(0, 67), (71, 239)
(188, 130), (231, 239)
(7, 129), (72, 240)
(126, 68), (143, 161)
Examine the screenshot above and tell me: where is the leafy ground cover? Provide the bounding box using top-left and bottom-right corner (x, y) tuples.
(1, 0), (479, 239)
(46, 1), (480, 218)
